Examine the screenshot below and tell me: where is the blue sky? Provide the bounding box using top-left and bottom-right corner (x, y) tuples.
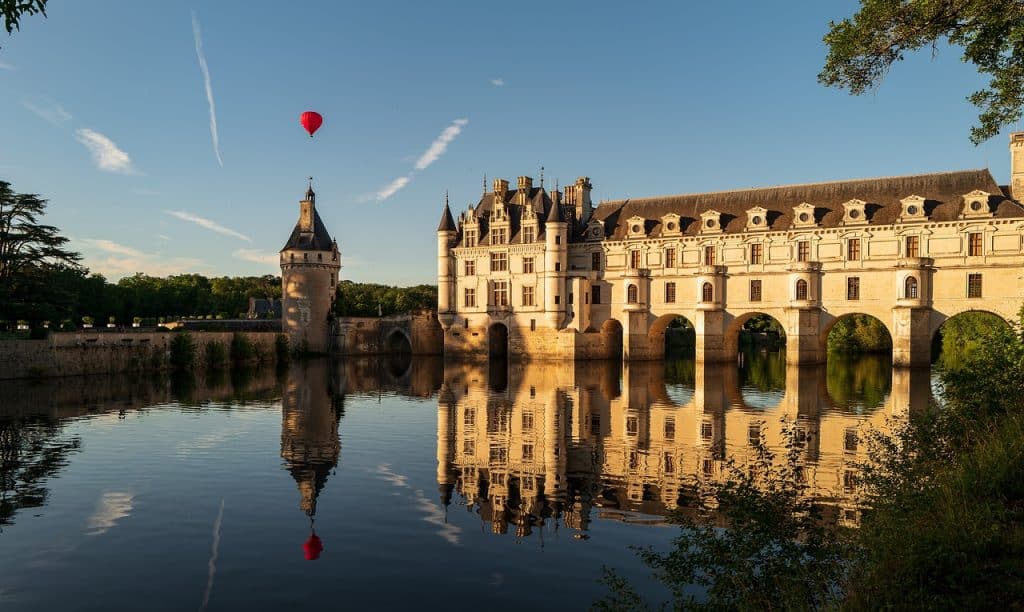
(0, 1), (1015, 285)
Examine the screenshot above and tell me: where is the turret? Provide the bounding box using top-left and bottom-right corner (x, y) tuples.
(1011, 132), (1024, 200)
(437, 195), (457, 328)
(544, 197), (568, 327)
(280, 184), (341, 353)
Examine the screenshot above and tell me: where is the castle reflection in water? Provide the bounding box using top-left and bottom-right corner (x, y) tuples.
(435, 355), (932, 538)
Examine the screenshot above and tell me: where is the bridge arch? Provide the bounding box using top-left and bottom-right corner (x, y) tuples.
(648, 313), (695, 357)
(488, 322), (509, 358)
(601, 319), (624, 360)
(724, 311), (787, 360)
(820, 312), (893, 359)
(931, 309), (1011, 365)
(384, 328), (412, 354)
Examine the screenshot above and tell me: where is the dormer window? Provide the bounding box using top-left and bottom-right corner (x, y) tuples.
(960, 190), (993, 219)
(792, 202), (816, 228)
(899, 195), (927, 222)
(841, 199), (868, 225)
(661, 213), (682, 237)
(745, 206), (768, 231)
(626, 216), (647, 239)
(700, 210), (722, 234)
(586, 219), (605, 241)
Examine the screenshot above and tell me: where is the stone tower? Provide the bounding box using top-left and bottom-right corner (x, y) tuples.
(436, 197), (457, 329)
(1011, 132), (1024, 200)
(280, 184), (341, 353)
(544, 193), (568, 327)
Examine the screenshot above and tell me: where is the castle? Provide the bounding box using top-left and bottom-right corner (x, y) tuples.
(280, 185), (341, 353)
(437, 133), (1024, 366)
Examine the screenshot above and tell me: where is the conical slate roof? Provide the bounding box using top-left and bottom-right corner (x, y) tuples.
(281, 207), (335, 251)
(437, 203), (457, 231)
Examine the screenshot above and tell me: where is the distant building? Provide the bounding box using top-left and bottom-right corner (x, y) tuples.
(280, 185), (341, 353)
(247, 296), (282, 319)
(437, 135), (1024, 365)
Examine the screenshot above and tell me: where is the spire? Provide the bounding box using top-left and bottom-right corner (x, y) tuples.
(437, 194), (457, 231)
(545, 196), (564, 223)
(540, 166), (544, 188)
(305, 176), (315, 202)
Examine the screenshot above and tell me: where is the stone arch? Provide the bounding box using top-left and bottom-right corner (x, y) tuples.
(820, 312), (894, 358)
(488, 322), (509, 358)
(384, 328), (412, 354)
(648, 313), (695, 357)
(601, 318), (623, 360)
(930, 309), (1011, 364)
(724, 311), (787, 359)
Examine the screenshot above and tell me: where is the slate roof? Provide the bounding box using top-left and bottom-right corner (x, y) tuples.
(281, 207), (335, 251)
(591, 169), (1024, 240)
(438, 203), (457, 231)
(459, 186), (578, 246)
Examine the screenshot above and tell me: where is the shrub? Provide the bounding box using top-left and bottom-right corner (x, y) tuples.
(169, 333), (196, 370)
(205, 340), (228, 370)
(230, 332), (256, 364)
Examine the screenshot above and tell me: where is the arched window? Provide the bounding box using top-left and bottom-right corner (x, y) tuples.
(905, 276), (919, 299)
(627, 284), (638, 304)
(796, 279), (808, 300)
(701, 282), (713, 303)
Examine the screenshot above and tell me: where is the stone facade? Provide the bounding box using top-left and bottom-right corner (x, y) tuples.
(438, 135), (1024, 366)
(280, 186), (341, 354)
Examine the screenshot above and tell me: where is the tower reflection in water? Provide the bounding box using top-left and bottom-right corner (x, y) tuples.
(437, 356), (931, 539)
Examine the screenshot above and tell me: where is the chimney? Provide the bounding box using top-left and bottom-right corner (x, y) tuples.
(493, 178), (509, 201)
(1011, 133), (1024, 200)
(572, 176), (593, 223)
(517, 176), (533, 205)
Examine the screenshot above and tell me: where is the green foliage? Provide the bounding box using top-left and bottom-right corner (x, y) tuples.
(596, 423), (848, 610)
(934, 310), (1008, 369)
(204, 340), (227, 370)
(827, 314), (891, 354)
(820, 0), (1024, 143)
(826, 353), (892, 411)
(229, 332), (256, 365)
(1, 0), (47, 38)
(335, 280), (437, 317)
(169, 333), (195, 371)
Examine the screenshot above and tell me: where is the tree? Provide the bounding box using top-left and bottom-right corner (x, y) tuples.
(2, 0), (47, 44)
(820, 0), (1024, 144)
(0, 181), (83, 325)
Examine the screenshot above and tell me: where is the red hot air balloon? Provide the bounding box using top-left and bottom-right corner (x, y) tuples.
(303, 533), (324, 560)
(300, 111), (323, 138)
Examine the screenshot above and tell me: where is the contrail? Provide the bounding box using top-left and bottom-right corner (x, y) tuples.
(199, 499), (225, 611)
(192, 12), (223, 167)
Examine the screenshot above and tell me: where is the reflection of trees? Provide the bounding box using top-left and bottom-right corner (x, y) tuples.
(739, 349), (786, 391)
(0, 416), (81, 528)
(826, 354), (892, 411)
(663, 358), (695, 385)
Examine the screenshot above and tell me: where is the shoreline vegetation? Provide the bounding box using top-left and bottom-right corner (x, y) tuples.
(595, 310), (1023, 610)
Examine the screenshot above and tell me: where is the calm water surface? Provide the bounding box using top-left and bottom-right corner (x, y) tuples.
(0, 353), (932, 610)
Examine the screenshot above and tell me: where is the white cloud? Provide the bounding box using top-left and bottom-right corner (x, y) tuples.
(200, 500), (225, 612)
(414, 118), (468, 170)
(414, 488), (461, 546)
(164, 209), (250, 241)
(81, 238), (146, 258)
(232, 248), (278, 266)
(375, 175), (411, 201)
(490, 78), (504, 87)
(22, 100), (71, 125)
(158, 234), (170, 240)
(192, 12), (223, 167)
(75, 128), (137, 174)
(86, 255), (208, 279)
(85, 492), (133, 536)
(0, 61), (14, 70)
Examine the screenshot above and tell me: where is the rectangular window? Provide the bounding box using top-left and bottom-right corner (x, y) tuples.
(555, 262), (561, 271)
(590, 412), (600, 434)
(626, 416), (639, 436)
(464, 408), (475, 427)
(797, 241), (810, 262)
(847, 238), (861, 261)
(750, 243), (763, 264)
(704, 245), (716, 265)
(522, 226), (534, 243)
(464, 230), (477, 247)
(462, 439), (474, 455)
(522, 285), (535, 307)
(490, 252), (508, 272)
(591, 252), (601, 271)
(493, 281), (508, 306)
(702, 458), (714, 476)
(492, 227), (507, 245)
(968, 232), (982, 256)
(464, 259), (475, 276)
(749, 280), (762, 302)
(554, 295), (560, 305)
(522, 412), (534, 432)
(464, 288), (476, 308)
(665, 282), (676, 303)
(968, 273), (982, 298)
(847, 277), (860, 300)
(490, 446), (507, 464)
(701, 421), (713, 440)
(630, 250), (641, 269)
(591, 286), (601, 305)
(844, 429), (858, 453)
(906, 235), (919, 258)
(664, 417), (675, 441)
(521, 444), (534, 461)
(665, 248), (676, 268)
(664, 453), (675, 474)
(748, 423), (761, 446)
(555, 235), (561, 245)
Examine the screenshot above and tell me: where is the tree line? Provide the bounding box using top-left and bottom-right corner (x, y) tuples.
(0, 180), (436, 330)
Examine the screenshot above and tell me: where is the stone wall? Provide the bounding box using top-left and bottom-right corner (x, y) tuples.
(333, 310), (443, 356)
(0, 331), (283, 380)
